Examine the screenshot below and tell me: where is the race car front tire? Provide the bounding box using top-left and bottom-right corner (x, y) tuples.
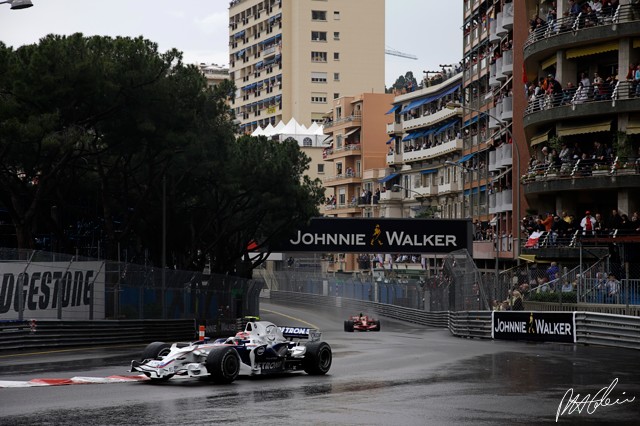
(344, 320), (354, 332)
(373, 320), (381, 331)
(140, 342), (174, 382)
(141, 342), (171, 361)
(206, 346), (240, 384)
(302, 341), (332, 375)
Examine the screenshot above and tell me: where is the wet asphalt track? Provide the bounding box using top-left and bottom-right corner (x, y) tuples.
(0, 300), (639, 425)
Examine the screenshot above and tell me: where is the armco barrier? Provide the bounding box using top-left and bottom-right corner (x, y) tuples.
(575, 312), (640, 350)
(448, 311), (492, 338)
(270, 290), (450, 329)
(0, 319), (196, 351)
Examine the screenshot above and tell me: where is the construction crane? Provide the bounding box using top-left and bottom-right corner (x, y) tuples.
(385, 46), (418, 60)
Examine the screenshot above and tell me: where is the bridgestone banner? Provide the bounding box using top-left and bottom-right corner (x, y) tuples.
(272, 218), (472, 254)
(0, 261), (105, 320)
(491, 311), (576, 343)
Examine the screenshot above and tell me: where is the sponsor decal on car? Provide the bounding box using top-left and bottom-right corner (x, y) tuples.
(279, 327), (310, 335)
(257, 361), (283, 371)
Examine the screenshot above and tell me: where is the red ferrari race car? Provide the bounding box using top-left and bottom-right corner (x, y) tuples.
(344, 313), (380, 332)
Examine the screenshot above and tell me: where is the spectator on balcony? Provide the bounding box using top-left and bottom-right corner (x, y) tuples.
(581, 211), (596, 236)
(594, 212), (604, 236)
(551, 215), (568, 245)
(558, 142), (573, 163)
(593, 72), (605, 99)
(592, 141), (607, 165)
(567, 0), (581, 18)
(634, 64), (640, 96)
(583, 5), (599, 26)
(546, 1), (557, 24)
(373, 188), (380, 204)
(561, 82), (577, 105)
(572, 81), (589, 104)
(542, 212), (554, 232)
(605, 208), (623, 234)
(546, 74), (563, 106)
(631, 211), (640, 233)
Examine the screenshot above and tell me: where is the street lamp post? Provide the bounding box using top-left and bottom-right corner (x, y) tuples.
(0, 0), (33, 9)
(392, 184), (426, 217)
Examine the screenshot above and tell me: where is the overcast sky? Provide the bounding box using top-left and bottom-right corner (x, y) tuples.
(0, 0), (462, 87)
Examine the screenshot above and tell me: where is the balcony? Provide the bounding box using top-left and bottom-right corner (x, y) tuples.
(496, 12), (507, 36)
(501, 3), (514, 31)
(489, 22), (500, 43)
(501, 50), (513, 76)
(379, 190), (403, 202)
(500, 96), (513, 121)
(322, 172), (362, 187)
(403, 107), (460, 131)
(401, 138), (463, 164)
(523, 81), (640, 131)
(495, 58), (505, 81)
(324, 144), (362, 160)
(324, 203), (362, 215)
(489, 63), (499, 87)
(524, 6), (640, 63)
(386, 152), (401, 166)
(387, 122), (402, 134)
(323, 114), (362, 131)
(438, 181), (459, 195)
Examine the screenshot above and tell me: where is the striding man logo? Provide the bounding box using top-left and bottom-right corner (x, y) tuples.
(527, 312), (536, 334)
(370, 224), (384, 246)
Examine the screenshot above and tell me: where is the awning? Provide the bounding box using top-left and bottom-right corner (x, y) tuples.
(344, 128), (359, 138)
(541, 55), (557, 71)
(399, 99), (426, 115)
(458, 153), (477, 163)
(466, 185), (486, 195)
(518, 254), (551, 264)
(566, 41), (619, 59)
(402, 133), (417, 142)
(433, 121), (457, 135)
(386, 105), (400, 115)
(378, 173), (399, 183)
(626, 119), (640, 135)
(421, 169), (438, 175)
(556, 121), (611, 137)
(386, 137), (395, 145)
(530, 129), (550, 146)
(463, 115), (480, 127)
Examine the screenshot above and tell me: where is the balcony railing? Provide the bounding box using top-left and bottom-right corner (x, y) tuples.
(323, 114), (362, 130)
(400, 138), (463, 163)
(524, 81), (636, 117)
(403, 107), (459, 131)
(524, 5), (636, 48)
(322, 172), (362, 183)
(323, 144), (361, 159)
(521, 156), (640, 186)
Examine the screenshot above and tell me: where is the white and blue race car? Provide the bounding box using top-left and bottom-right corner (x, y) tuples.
(130, 320), (332, 384)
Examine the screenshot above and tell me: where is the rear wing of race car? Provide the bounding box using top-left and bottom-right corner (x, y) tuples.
(278, 326), (322, 342)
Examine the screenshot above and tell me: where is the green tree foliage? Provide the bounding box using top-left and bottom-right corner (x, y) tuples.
(390, 71), (419, 93)
(0, 33), (322, 277)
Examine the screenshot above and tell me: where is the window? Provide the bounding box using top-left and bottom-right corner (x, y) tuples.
(312, 31), (327, 42)
(334, 52), (340, 60)
(333, 32), (340, 40)
(334, 11), (340, 20)
(311, 51), (327, 62)
(334, 72), (340, 81)
(303, 137), (313, 147)
(311, 92), (327, 103)
(312, 10), (327, 20)
(333, 93), (340, 99)
(336, 106), (342, 119)
(317, 164), (325, 174)
(311, 72), (328, 83)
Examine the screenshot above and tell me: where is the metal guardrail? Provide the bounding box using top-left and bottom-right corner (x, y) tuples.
(0, 319), (196, 351)
(269, 291), (640, 350)
(576, 312), (640, 350)
(270, 291), (449, 329)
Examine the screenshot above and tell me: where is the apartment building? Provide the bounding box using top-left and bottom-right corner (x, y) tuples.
(517, 0), (640, 266)
(461, 0), (524, 270)
(380, 72), (464, 220)
(198, 63), (229, 89)
(228, 0), (385, 135)
(322, 92), (394, 272)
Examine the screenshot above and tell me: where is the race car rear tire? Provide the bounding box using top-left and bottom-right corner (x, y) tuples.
(206, 346), (240, 384)
(373, 320), (381, 331)
(302, 341), (332, 375)
(344, 320), (354, 332)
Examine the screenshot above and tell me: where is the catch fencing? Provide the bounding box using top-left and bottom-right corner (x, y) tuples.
(0, 248), (262, 322)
